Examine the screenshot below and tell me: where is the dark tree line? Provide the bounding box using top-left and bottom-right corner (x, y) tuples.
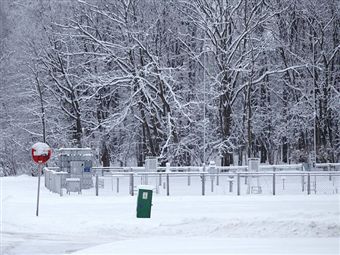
(0, 0), (339, 175)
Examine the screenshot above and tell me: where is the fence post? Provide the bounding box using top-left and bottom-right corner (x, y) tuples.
(216, 169), (220, 186)
(44, 169), (47, 188)
(228, 176), (233, 193)
(237, 173), (240, 196)
(272, 173), (276, 196)
(201, 173), (205, 196)
(130, 173), (134, 196)
(187, 167), (191, 186)
(155, 175), (159, 194)
(211, 178), (214, 192)
(47, 170), (50, 189)
(307, 173), (311, 195)
(159, 173), (162, 186)
(116, 177), (119, 193)
(95, 174), (99, 196)
(50, 171), (53, 191)
(166, 174), (170, 196)
(45, 170), (48, 189)
(59, 174), (63, 197)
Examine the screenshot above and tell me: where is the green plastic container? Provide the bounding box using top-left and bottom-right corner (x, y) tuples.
(136, 185), (154, 218)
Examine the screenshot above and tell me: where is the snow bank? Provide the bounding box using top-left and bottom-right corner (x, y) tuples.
(73, 237), (339, 255)
(1, 175), (339, 255)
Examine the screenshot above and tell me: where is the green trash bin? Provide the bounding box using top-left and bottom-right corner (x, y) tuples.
(136, 185), (154, 218)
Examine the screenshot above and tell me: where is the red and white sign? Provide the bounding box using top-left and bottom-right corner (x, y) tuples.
(31, 142), (52, 164)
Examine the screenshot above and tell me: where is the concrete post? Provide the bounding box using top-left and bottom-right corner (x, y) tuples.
(237, 173), (241, 196)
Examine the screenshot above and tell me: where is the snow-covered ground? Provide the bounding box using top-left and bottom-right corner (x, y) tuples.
(1, 175), (340, 255)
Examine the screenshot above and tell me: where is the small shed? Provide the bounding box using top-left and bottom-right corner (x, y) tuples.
(58, 148), (93, 189)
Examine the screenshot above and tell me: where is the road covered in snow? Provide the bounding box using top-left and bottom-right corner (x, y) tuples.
(1, 175), (340, 254)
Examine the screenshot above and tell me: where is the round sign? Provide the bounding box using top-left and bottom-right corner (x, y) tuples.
(31, 142), (52, 164)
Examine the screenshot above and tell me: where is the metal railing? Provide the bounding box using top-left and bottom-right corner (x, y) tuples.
(44, 168), (68, 196)
(92, 163), (340, 174)
(93, 171), (340, 197)
(44, 163), (339, 196)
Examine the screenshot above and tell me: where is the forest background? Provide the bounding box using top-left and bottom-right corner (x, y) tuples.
(0, 0), (339, 176)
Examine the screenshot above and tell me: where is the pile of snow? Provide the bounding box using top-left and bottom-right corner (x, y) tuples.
(1, 175), (339, 255)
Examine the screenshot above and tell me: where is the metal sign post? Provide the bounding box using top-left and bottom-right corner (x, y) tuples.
(31, 142), (52, 217)
(36, 163), (42, 216)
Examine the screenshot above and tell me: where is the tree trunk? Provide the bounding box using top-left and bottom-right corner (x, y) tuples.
(219, 93), (233, 166)
(101, 141), (110, 167)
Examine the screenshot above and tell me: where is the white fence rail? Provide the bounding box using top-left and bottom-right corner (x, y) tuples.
(92, 163), (340, 174)
(93, 171), (340, 197)
(44, 163), (340, 196)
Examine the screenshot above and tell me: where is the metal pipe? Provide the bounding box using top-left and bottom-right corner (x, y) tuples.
(229, 179), (233, 193)
(95, 174), (99, 196)
(201, 173), (205, 196)
(237, 173), (240, 196)
(307, 173), (311, 195)
(166, 174), (170, 196)
(130, 173), (134, 196)
(36, 164), (42, 216)
(273, 173), (276, 196)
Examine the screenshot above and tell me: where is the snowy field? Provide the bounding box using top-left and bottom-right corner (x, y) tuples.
(1, 175), (340, 255)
